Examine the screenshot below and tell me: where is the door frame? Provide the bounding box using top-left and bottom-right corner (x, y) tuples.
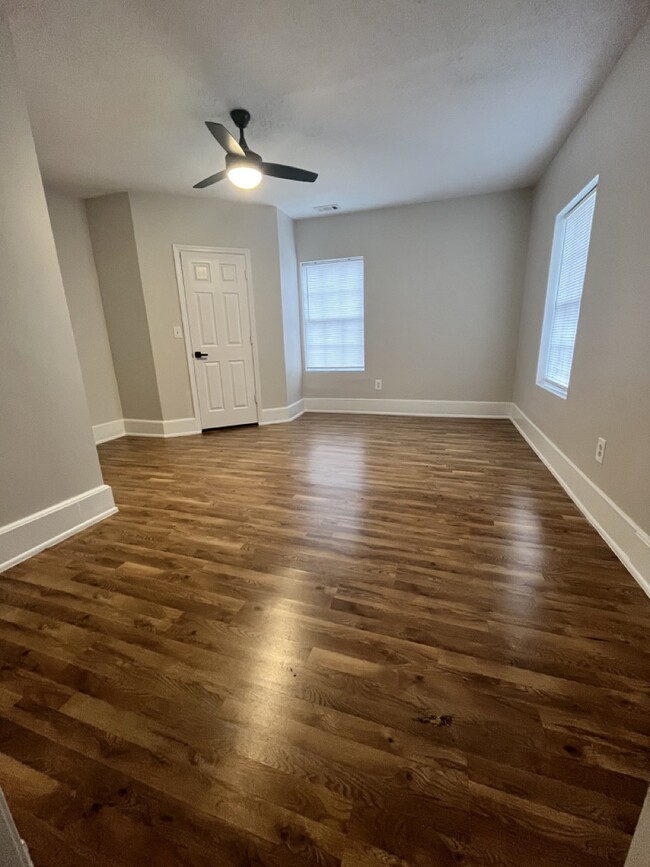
(172, 244), (263, 429)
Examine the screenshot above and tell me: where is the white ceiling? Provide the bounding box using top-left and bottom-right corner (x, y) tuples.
(7, 0), (649, 218)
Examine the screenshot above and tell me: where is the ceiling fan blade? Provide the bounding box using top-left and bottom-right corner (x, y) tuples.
(262, 162), (318, 183)
(205, 121), (245, 156)
(193, 170), (227, 189)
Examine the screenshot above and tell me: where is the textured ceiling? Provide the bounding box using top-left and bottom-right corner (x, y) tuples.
(7, 0), (650, 218)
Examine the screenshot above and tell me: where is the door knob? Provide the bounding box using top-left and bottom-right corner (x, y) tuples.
(194, 351), (208, 359)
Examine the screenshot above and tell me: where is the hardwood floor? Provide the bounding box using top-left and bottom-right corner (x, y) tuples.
(0, 415), (649, 866)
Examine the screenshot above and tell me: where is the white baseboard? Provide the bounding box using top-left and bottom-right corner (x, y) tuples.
(511, 404), (650, 597)
(123, 418), (168, 437)
(259, 399), (305, 425)
(303, 398), (513, 418)
(124, 417), (201, 438)
(103, 401), (510, 432)
(93, 418), (202, 440)
(158, 417), (202, 438)
(93, 419), (126, 444)
(0, 485), (117, 573)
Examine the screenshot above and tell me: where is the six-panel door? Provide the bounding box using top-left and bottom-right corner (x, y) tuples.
(181, 250), (258, 429)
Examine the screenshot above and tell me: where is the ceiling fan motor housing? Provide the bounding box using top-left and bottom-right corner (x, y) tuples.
(230, 108), (251, 130)
(230, 108), (253, 150)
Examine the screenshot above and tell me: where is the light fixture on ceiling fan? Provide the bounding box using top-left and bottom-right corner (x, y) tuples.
(194, 109), (318, 191)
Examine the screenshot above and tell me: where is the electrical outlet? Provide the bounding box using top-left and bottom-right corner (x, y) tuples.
(375, 379), (382, 391)
(173, 326), (183, 339)
(595, 437), (606, 464)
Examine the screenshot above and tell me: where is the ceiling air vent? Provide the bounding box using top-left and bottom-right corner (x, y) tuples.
(313, 204), (340, 213)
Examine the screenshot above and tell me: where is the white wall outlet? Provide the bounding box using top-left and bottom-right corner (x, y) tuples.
(595, 437), (606, 464)
(375, 379), (382, 390)
(173, 326), (183, 339)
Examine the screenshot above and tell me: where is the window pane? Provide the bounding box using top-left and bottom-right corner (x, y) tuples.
(301, 258), (365, 371)
(538, 183), (597, 395)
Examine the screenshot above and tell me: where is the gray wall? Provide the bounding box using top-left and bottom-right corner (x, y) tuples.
(277, 210), (303, 406)
(513, 18), (650, 531)
(86, 193), (162, 421)
(0, 15), (104, 525)
(46, 190), (122, 427)
(295, 190), (532, 401)
(626, 790), (650, 867)
(127, 192), (290, 417)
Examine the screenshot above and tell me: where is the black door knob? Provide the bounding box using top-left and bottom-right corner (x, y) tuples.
(194, 351), (208, 359)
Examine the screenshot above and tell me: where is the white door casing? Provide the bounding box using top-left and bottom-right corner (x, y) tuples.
(177, 248), (259, 430)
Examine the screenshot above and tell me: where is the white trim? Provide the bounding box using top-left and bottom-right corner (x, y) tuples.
(93, 419), (126, 444)
(536, 175), (599, 400)
(537, 378), (568, 400)
(303, 398), (513, 418)
(159, 417), (202, 437)
(172, 244), (263, 431)
(0, 485), (117, 573)
(93, 417), (204, 441)
(123, 418), (201, 438)
(300, 257), (362, 266)
(172, 247), (203, 433)
(259, 399), (305, 425)
(510, 404), (650, 597)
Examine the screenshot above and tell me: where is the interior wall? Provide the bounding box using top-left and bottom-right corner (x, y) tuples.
(45, 189), (122, 427)
(0, 14), (105, 525)
(626, 790), (650, 867)
(85, 193), (162, 421)
(513, 17), (650, 531)
(294, 190), (532, 402)
(127, 192), (290, 418)
(277, 210), (303, 406)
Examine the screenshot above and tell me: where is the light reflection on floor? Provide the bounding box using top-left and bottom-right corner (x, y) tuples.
(232, 599), (302, 755)
(233, 436), (370, 753)
(488, 493), (550, 620)
(305, 437), (368, 490)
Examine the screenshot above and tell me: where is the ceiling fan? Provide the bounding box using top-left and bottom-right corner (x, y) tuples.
(194, 109), (318, 191)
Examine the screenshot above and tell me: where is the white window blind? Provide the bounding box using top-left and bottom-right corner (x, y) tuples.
(301, 257), (365, 371)
(537, 179), (597, 398)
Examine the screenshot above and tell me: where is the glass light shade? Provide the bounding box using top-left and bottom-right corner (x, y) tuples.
(227, 165), (262, 189)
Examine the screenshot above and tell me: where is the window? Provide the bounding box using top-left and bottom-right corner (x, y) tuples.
(300, 257), (365, 371)
(537, 177), (598, 398)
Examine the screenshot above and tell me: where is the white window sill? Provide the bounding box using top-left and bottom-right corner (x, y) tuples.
(536, 378), (568, 399)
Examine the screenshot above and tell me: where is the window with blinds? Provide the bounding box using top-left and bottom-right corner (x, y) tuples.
(300, 257), (365, 371)
(537, 178), (598, 398)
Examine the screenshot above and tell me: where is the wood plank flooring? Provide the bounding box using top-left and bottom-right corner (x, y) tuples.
(0, 415), (649, 866)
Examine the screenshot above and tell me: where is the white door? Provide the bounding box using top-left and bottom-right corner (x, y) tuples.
(180, 250), (258, 429)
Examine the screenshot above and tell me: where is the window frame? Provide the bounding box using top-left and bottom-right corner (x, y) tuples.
(299, 256), (365, 373)
(536, 175), (598, 399)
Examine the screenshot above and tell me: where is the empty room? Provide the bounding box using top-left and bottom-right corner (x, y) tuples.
(1, 1), (649, 865)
